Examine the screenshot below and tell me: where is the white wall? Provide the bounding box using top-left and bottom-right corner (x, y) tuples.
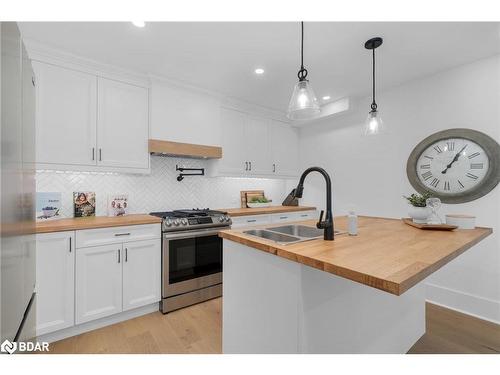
(298, 55), (500, 323)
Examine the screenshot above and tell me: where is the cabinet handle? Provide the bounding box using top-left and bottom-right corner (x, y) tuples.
(244, 161), (248, 171)
(247, 219), (257, 223)
(69, 237), (72, 253)
(92, 147), (95, 161)
(125, 248), (128, 262)
(280, 216), (287, 219)
(99, 148), (102, 161)
(249, 161), (252, 171)
(273, 163), (276, 173)
(114, 232), (131, 237)
(31, 76), (35, 87)
(118, 249), (121, 263)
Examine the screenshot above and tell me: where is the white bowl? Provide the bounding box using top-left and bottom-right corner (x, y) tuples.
(445, 214), (476, 229)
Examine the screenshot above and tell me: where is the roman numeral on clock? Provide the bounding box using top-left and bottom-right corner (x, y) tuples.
(444, 181), (450, 191)
(420, 164), (431, 169)
(458, 180), (465, 189)
(466, 173), (478, 180)
(470, 163), (483, 169)
(424, 155), (434, 160)
(468, 152), (480, 159)
(446, 142), (455, 151)
(433, 145), (443, 154)
(430, 178), (440, 188)
(421, 171), (433, 181)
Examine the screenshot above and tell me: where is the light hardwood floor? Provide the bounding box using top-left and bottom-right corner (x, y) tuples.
(46, 298), (499, 354)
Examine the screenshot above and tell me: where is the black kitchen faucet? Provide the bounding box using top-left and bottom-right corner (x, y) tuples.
(291, 167), (334, 241)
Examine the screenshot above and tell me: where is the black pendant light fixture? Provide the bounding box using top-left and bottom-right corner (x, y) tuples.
(287, 22), (320, 120)
(364, 37), (384, 135)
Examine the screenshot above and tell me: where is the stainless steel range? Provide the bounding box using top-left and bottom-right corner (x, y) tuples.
(149, 209), (231, 313)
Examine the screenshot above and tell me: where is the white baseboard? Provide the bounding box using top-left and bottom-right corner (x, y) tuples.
(38, 303), (160, 344)
(426, 283), (500, 325)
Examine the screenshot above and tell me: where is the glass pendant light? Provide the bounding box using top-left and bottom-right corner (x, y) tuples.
(287, 22), (320, 120)
(363, 37), (385, 136)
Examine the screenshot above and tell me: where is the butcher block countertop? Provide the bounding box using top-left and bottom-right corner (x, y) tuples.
(222, 205), (316, 217)
(219, 216), (492, 296)
(35, 214), (162, 234)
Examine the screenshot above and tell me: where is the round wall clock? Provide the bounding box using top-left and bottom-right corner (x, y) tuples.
(406, 128), (500, 203)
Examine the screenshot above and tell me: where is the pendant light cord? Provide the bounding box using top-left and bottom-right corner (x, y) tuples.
(371, 48), (377, 111)
(297, 21), (308, 81)
(301, 21), (304, 69)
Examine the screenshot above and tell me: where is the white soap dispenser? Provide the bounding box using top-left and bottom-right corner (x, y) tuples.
(348, 210), (358, 236)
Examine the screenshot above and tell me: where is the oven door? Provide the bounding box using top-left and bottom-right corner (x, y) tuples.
(162, 228), (223, 298)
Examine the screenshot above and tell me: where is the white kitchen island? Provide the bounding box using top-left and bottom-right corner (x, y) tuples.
(219, 216), (492, 354)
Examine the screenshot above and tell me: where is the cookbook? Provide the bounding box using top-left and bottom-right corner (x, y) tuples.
(36, 192), (62, 220)
(108, 194), (129, 216)
(73, 191), (96, 217)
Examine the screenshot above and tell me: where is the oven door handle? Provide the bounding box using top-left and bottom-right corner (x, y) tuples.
(162, 228), (226, 240)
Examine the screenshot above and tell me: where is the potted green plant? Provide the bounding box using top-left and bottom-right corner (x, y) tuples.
(404, 192), (433, 223)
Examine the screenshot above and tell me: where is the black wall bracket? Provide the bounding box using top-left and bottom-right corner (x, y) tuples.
(176, 165), (205, 182)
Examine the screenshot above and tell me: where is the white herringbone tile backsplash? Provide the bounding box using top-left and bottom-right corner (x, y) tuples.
(36, 157), (291, 217)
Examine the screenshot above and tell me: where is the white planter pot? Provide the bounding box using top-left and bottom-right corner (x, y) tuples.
(408, 206), (431, 224)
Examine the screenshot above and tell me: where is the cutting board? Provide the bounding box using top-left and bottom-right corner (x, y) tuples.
(240, 190), (265, 208)
(402, 218), (458, 231)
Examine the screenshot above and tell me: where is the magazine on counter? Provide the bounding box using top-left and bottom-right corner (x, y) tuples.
(107, 194), (129, 216)
(36, 192), (62, 220)
(73, 192), (96, 217)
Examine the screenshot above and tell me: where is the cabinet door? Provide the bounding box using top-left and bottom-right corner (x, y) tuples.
(97, 78), (149, 169)
(269, 121), (299, 177)
(218, 108), (247, 174)
(75, 243), (122, 324)
(33, 61), (97, 166)
(122, 239), (161, 311)
(245, 116), (272, 175)
(36, 232), (75, 336)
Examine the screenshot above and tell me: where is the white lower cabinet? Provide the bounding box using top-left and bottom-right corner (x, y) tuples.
(36, 232), (75, 336)
(36, 223), (161, 337)
(122, 239), (161, 311)
(75, 243), (123, 324)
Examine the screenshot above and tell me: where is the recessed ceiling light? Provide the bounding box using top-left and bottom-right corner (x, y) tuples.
(132, 21), (145, 28)
(322, 95), (331, 101)
(254, 68), (265, 75)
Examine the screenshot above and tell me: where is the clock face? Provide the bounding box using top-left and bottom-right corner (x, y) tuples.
(415, 137), (490, 195)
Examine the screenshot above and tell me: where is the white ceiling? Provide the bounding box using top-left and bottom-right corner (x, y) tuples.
(18, 22), (500, 112)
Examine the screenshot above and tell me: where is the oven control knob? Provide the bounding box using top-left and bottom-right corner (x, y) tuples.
(165, 219), (173, 227)
(173, 219), (180, 226)
(219, 216), (225, 222)
(225, 215), (231, 222)
(181, 218), (188, 226)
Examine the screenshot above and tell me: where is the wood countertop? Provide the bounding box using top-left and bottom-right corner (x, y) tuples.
(221, 206), (316, 217)
(219, 216), (492, 296)
(35, 214), (162, 234)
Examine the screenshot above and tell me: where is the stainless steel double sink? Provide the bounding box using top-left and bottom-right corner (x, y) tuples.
(243, 224), (344, 245)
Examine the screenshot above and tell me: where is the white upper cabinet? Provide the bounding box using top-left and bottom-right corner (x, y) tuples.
(150, 81), (221, 146)
(269, 120), (299, 177)
(97, 78), (149, 169)
(33, 61), (97, 166)
(218, 107), (247, 174)
(32, 60), (150, 173)
(245, 116), (272, 175)
(213, 107), (298, 178)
